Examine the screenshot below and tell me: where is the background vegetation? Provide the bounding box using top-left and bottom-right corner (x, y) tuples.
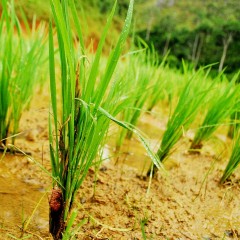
(0, 1), (239, 238)
(13, 0), (240, 76)
(136, 0), (240, 76)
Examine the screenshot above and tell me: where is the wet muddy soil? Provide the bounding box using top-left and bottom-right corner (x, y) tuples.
(0, 85), (239, 240)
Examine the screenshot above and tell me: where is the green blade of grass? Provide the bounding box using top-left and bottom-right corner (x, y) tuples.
(84, 0), (117, 102)
(94, 0), (134, 108)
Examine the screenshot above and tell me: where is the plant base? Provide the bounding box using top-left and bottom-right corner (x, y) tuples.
(49, 187), (65, 240)
(189, 142), (203, 155)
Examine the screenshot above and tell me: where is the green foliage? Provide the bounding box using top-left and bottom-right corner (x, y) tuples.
(14, 0), (51, 20)
(190, 75), (239, 151)
(228, 99), (240, 138)
(137, 0), (240, 74)
(149, 64), (213, 175)
(49, 0), (153, 238)
(220, 128), (240, 184)
(115, 45), (161, 150)
(0, 0), (47, 145)
(49, 1), (164, 235)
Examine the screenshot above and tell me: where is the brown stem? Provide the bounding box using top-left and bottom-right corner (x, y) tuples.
(189, 141), (203, 154)
(49, 187), (65, 240)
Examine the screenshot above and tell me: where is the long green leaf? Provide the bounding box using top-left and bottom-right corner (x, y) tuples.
(94, 0), (134, 107)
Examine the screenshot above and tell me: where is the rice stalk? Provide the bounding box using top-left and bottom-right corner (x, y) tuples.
(0, 0), (15, 145)
(49, 1), (164, 237)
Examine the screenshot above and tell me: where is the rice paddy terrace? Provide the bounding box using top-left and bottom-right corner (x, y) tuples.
(0, 85), (239, 239)
(0, 0), (239, 239)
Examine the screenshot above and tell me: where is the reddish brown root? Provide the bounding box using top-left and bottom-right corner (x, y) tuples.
(49, 186), (65, 240)
(189, 142), (203, 155)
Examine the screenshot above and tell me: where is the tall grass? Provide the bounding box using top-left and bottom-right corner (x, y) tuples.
(189, 75), (239, 152)
(0, 0), (47, 146)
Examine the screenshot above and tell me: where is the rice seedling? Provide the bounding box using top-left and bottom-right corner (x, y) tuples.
(146, 49), (169, 112)
(148, 64), (213, 175)
(115, 45), (162, 151)
(115, 53), (151, 148)
(49, 0), (164, 236)
(125, 46), (161, 140)
(189, 75), (239, 152)
(0, 0), (47, 146)
(140, 217), (148, 240)
(11, 29), (47, 143)
(48, 0), (161, 238)
(0, 0), (15, 146)
(220, 127), (240, 184)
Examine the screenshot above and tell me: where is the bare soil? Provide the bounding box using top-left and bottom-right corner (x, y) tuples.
(0, 85), (239, 240)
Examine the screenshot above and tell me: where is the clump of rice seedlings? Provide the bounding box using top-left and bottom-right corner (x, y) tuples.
(220, 128), (240, 184)
(189, 75), (239, 153)
(147, 65), (188, 113)
(49, 0), (160, 238)
(0, 0), (47, 146)
(148, 64), (213, 175)
(11, 26), (47, 143)
(49, 1), (162, 237)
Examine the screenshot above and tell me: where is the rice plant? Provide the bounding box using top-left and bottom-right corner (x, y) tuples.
(49, 0), (163, 238)
(114, 43), (171, 154)
(0, 0), (47, 146)
(148, 64), (213, 175)
(189, 75), (239, 152)
(0, 0), (12, 146)
(125, 46), (162, 140)
(220, 128), (240, 184)
(146, 49), (169, 112)
(115, 48), (157, 150)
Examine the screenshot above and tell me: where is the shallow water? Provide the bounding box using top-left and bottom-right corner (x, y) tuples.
(0, 104), (239, 239)
(0, 154), (49, 236)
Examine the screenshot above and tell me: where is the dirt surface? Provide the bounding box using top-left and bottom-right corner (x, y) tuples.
(0, 85), (240, 240)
